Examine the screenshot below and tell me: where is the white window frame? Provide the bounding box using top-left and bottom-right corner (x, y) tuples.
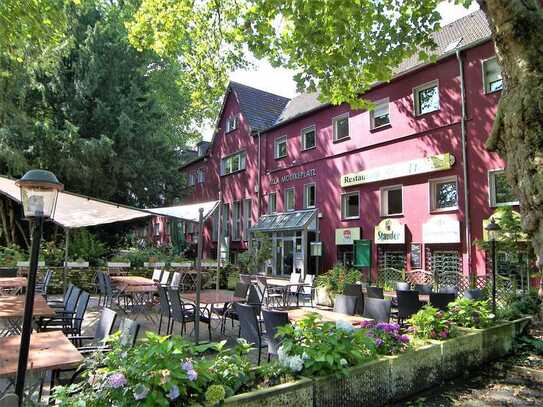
(481, 56), (503, 94)
(380, 185), (403, 216)
(268, 192), (277, 214)
(341, 191), (360, 220)
(274, 135), (287, 159)
(413, 80), (439, 116)
(429, 176), (458, 212)
(332, 113), (350, 142)
(285, 188), (295, 212)
(232, 201), (242, 241)
(303, 183), (316, 209)
(225, 115), (238, 133)
(370, 99), (390, 130)
(301, 125), (317, 151)
(221, 151), (246, 176)
(488, 169), (519, 207)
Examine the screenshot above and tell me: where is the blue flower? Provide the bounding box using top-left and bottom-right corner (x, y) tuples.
(336, 320), (354, 333)
(187, 369), (198, 381)
(133, 384), (149, 400)
(108, 372), (127, 389)
(181, 360), (193, 372)
(167, 384), (180, 400)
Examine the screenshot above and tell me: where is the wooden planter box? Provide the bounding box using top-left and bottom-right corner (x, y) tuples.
(440, 330), (483, 379)
(64, 261), (89, 268)
(107, 262), (131, 268)
(511, 316), (532, 336)
(17, 261), (45, 268)
(223, 378), (313, 407)
(170, 262), (193, 268)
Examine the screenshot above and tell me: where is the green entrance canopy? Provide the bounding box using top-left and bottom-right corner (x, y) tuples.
(251, 209), (317, 232)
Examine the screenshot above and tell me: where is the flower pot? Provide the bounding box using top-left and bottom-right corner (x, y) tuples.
(223, 378), (313, 407)
(64, 261), (89, 268)
(315, 286), (333, 307)
(107, 262), (131, 268)
(143, 262), (166, 268)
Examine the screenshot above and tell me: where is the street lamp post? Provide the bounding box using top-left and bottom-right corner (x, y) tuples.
(485, 217), (501, 315)
(14, 170), (62, 404)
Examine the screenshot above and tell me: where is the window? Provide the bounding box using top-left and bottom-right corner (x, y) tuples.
(225, 115), (238, 133)
(301, 125), (316, 150)
(221, 151), (246, 175)
(304, 183), (316, 208)
(414, 81), (439, 116)
(341, 192), (359, 219)
(187, 173), (195, 186)
(153, 222), (160, 236)
(482, 57), (503, 93)
(232, 201), (241, 241)
(381, 185), (403, 216)
(221, 203), (229, 237)
(196, 169), (204, 184)
(285, 188), (295, 211)
(243, 199), (251, 240)
(211, 210), (218, 241)
(370, 99), (390, 129)
(489, 169), (518, 206)
(430, 177), (458, 211)
(275, 136), (287, 159)
(333, 114), (349, 141)
(268, 193), (277, 214)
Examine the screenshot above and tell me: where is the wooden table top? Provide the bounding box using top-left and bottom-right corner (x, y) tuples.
(111, 276), (156, 286)
(121, 285), (158, 293)
(266, 278), (308, 287)
(0, 277), (27, 289)
(0, 295), (56, 319)
(288, 307), (371, 325)
(0, 331), (84, 377)
(181, 290), (245, 305)
(383, 291), (430, 302)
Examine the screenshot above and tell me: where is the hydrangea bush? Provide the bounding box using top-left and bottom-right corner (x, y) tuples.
(447, 298), (495, 328)
(407, 306), (457, 340)
(358, 321), (411, 355)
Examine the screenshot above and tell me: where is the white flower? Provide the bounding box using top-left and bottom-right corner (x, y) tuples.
(277, 346), (287, 363)
(288, 355), (304, 373)
(336, 320), (354, 333)
(340, 358), (348, 367)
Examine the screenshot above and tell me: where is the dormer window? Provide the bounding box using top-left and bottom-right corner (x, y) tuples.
(226, 115), (238, 133)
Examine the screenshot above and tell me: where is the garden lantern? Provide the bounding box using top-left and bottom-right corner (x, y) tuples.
(14, 170), (62, 404)
(485, 217), (501, 314)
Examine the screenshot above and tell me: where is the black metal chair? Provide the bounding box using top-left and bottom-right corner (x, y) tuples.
(344, 284), (364, 315)
(414, 284), (433, 294)
(464, 288), (485, 300)
(35, 269), (53, 299)
(439, 286), (458, 295)
(363, 298), (392, 323)
(297, 274), (315, 307)
(95, 271), (106, 307)
(397, 290), (424, 324)
(103, 273), (126, 307)
(39, 290), (90, 336)
(119, 318), (141, 348)
(239, 274), (252, 284)
(366, 286), (384, 299)
(429, 293), (456, 311)
(157, 285), (172, 334)
(69, 307), (118, 349)
(47, 283), (76, 309)
(168, 288), (212, 340)
(262, 309), (289, 361)
(235, 303), (265, 365)
(256, 276), (283, 308)
(247, 283), (264, 316)
(218, 282), (249, 333)
(395, 281), (410, 291)
(333, 294), (358, 316)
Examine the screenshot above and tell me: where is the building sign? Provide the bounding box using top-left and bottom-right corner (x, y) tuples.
(374, 219), (405, 244)
(340, 153), (455, 187)
(270, 168), (316, 185)
(423, 216), (460, 244)
(335, 227), (360, 245)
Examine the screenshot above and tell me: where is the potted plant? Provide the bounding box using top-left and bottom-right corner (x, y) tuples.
(314, 264), (360, 306)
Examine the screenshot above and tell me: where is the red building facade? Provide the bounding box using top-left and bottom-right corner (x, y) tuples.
(179, 11), (518, 280)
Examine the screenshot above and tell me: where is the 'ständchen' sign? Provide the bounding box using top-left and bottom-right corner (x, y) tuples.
(340, 153), (455, 187)
(374, 218), (405, 244)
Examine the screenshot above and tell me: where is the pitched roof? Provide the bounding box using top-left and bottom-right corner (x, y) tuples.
(273, 10), (491, 127)
(230, 82), (290, 131)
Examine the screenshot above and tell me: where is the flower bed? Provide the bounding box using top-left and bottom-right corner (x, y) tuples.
(223, 378), (313, 407)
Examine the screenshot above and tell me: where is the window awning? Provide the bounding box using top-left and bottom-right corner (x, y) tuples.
(251, 209), (317, 233)
(147, 201), (220, 223)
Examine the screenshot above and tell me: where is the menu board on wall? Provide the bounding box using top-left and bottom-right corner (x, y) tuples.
(410, 243), (422, 269)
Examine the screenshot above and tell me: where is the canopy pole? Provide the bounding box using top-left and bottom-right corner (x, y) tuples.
(194, 208), (204, 344)
(63, 228), (70, 292)
(215, 193), (222, 291)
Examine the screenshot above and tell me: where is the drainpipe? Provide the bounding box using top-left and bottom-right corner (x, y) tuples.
(456, 49), (472, 277)
(257, 131), (262, 217)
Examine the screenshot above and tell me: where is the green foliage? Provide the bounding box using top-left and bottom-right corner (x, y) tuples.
(121, 246), (169, 267)
(358, 321), (411, 355)
(315, 263), (360, 295)
(407, 306), (457, 340)
(447, 298), (496, 329)
(68, 229), (106, 266)
(497, 291), (541, 321)
(516, 335), (543, 355)
(0, 244), (26, 266)
(239, 232), (273, 274)
(41, 240), (65, 266)
(276, 314), (377, 377)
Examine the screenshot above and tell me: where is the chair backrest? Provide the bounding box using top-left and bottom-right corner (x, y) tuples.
(119, 318), (141, 348)
(343, 284), (364, 315)
(95, 308), (118, 342)
(429, 293), (456, 311)
(255, 275), (268, 292)
(158, 285), (171, 317)
(235, 303), (261, 345)
(414, 284), (433, 294)
(397, 290), (423, 319)
(0, 268), (17, 278)
(160, 271), (171, 285)
(464, 288), (484, 300)
(247, 284), (263, 315)
(395, 281), (410, 291)
(73, 291), (90, 332)
(151, 269), (163, 282)
(63, 283), (75, 304)
(167, 288), (185, 322)
(363, 298), (391, 322)
(288, 273), (301, 293)
(366, 286), (384, 299)
(65, 286), (82, 314)
(439, 286), (458, 295)
(262, 309), (289, 355)
(103, 273), (114, 298)
(170, 272), (181, 288)
(96, 271), (106, 294)
(234, 282), (249, 299)
(333, 294), (358, 315)
(302, 274), (315, 295)
(239, 274), (252, 284)
(43, 269), (54, 286)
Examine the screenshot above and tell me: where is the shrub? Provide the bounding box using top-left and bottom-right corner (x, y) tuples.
(276, 314), (376, 377)
(447, 298), (495, 328)
(69, 229), (106, 266)
(41, 240), (65, 266)
(315, 263), (360, 295)
(498, 291), (541, 321)
(0, 244), (26, 266)
(358, 320), (411, 355)
(407, 305), (457, 340)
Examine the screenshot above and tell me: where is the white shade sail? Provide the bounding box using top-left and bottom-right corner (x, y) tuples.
(0, 176), (151, 228)
(147, 201), (220, 222)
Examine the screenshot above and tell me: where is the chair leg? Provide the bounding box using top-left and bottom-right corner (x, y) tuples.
(158, 314), (163, 334)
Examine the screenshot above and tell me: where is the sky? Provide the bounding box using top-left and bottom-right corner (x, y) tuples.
(204, 1), (480, 140)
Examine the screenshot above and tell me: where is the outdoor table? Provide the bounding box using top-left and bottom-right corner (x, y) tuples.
(382, 291), (430, 303)
(0, 295), (55, 336)
(0, 277), (27, 296)
(266, 278), (309, 307)
(181, 290), (246, 330)
(110, 276), (155, 287)
(112, 279), (157, 321)
(287, 307), (372, 325)
(0, 331), (84, 398)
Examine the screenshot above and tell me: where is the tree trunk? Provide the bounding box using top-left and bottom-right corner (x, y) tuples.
(480, 0), (543, 301)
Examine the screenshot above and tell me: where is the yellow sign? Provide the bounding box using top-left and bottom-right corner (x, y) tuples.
(482, 208), (527, 241)
(374, 219), (405, 244)
(341, 153), (455, 187)
(335, 227), (360, 245)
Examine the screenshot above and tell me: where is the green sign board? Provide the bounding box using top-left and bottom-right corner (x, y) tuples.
(354, 239), (372, 268)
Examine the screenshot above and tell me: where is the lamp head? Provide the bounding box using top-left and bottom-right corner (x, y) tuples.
(16, 170), (63, 219)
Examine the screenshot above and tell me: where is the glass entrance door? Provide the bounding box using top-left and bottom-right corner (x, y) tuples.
(275, 237), (295, 275)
